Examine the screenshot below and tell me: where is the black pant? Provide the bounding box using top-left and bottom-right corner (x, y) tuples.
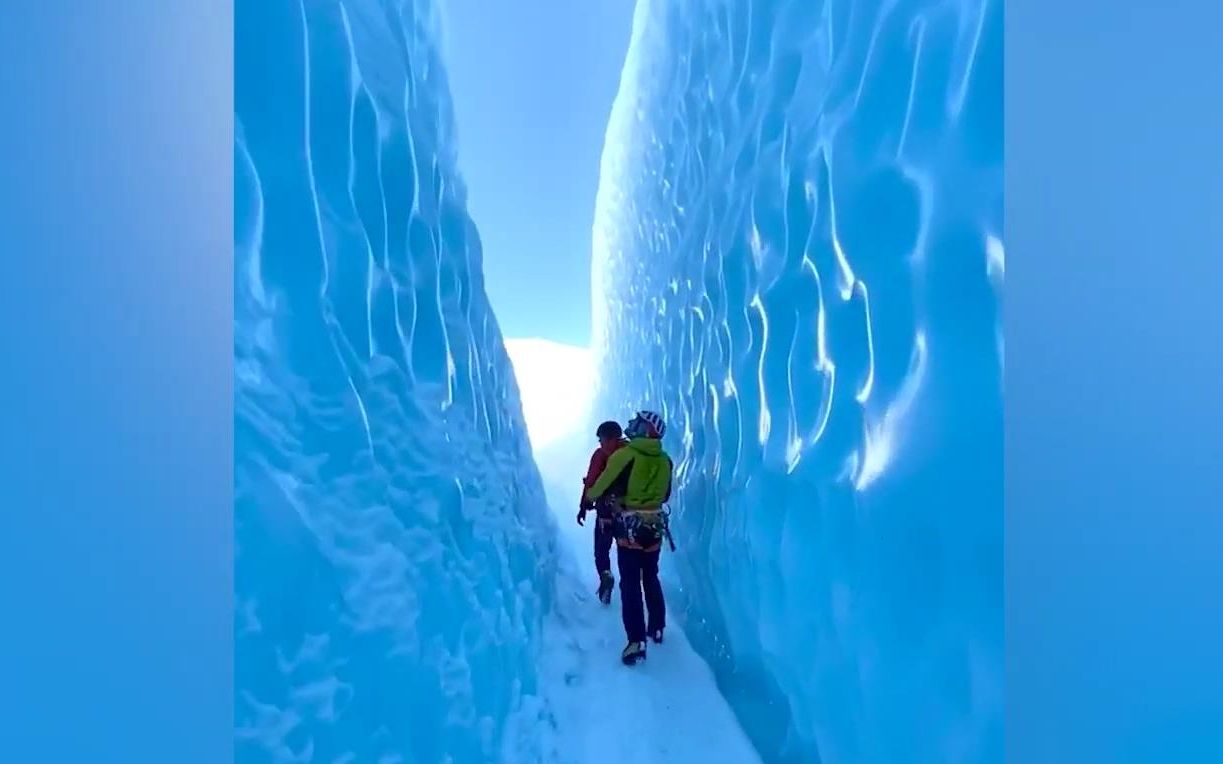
(593, 519), (615, 575)
(617, 546), (665, 642)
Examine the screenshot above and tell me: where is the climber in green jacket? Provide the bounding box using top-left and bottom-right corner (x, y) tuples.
(584, 410), (673, 666)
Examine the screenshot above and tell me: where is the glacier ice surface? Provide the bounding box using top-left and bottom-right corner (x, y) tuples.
(234, 0), (559, 761)
(591, 0), (1004, 762)
(235, 0), (1003, 760)
(528, 426), (764, 764)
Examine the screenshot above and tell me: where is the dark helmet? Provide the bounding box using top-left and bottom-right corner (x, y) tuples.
(595, 420), (623, 440)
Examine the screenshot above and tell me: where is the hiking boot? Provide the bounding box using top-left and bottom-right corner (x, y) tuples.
(597, 571), (614, 605)
(649, 627), (664, 644)
(621, 640), (647, 666)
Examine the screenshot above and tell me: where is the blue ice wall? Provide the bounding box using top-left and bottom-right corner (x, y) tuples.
(592, 0), (1003, 762)
(234, 1), (557, 761)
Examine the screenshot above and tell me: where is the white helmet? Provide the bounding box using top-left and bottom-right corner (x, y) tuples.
(627, 410), (666, 438)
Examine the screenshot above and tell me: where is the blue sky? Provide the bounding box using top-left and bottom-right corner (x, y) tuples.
(441, 0), (634, 347)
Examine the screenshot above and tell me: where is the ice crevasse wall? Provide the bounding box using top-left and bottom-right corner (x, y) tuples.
(591, 0), (1004, 762)
(234, 0), (559, 761)
(233, 0), (1003, 761)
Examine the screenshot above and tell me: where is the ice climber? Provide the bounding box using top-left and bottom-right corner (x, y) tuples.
(584, 410), (674, 666)
(578, 420), (628, 605)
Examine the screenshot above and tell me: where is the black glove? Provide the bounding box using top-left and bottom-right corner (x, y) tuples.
(576, 507), (587, 526)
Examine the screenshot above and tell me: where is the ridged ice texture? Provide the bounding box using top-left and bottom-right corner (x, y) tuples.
(235, 1), (557, 761)
(592, 0), (1002, 762)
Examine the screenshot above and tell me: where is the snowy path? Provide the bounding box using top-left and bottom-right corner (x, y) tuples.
(538, 486), (761, 764)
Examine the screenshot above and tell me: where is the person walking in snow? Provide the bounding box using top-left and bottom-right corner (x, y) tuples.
(584, 410), (673, 665)
(578, 420), (629, 604)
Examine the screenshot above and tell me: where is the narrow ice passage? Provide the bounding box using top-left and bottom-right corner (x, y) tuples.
(235, 0), (1003, 759)
(533, 434), (761, 764)
(504, 341), (761, 762)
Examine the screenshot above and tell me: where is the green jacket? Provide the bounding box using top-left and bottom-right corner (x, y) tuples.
(584, 437), (673, 508)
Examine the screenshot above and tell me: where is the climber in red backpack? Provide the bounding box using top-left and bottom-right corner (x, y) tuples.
(577, 420), (628, 604)
(585, 410), (674, 665)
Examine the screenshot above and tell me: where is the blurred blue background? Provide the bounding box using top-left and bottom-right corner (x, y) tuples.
(1006, 1), (1223, 760)
(0, 0), (1219, 762)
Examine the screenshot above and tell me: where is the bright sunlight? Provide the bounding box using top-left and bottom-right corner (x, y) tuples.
(504, 338), (594, 450)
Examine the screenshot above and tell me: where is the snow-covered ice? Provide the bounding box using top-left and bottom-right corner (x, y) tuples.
(532, 432), (762, 764)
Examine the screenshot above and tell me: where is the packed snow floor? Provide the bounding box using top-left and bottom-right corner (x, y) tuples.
(537, 462), (761, 764)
